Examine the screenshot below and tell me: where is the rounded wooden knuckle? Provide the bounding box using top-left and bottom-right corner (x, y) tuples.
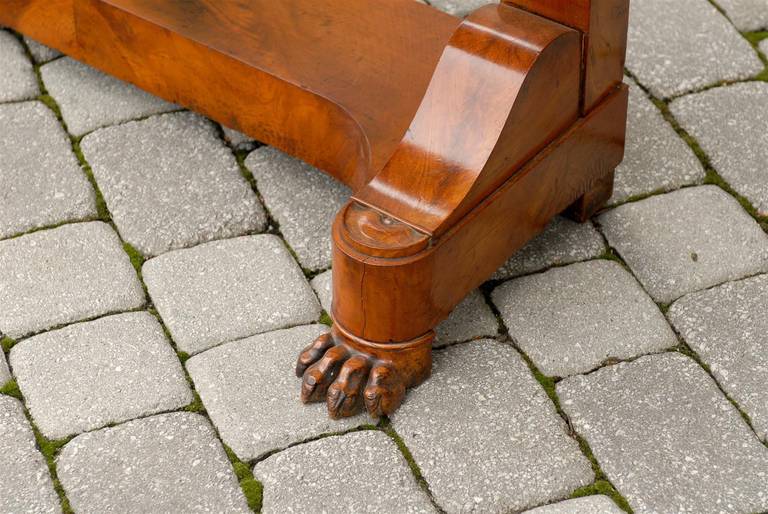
(339, 201), (430, 258)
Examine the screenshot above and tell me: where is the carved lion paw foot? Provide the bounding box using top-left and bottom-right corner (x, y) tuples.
(295, 324), (434, 419)
(296, 332), (407, 419)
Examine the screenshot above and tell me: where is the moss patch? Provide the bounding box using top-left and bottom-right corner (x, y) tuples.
(176, 350), (191, 365)
(1, 336), (18, 354)
(183, 391), (205, 414)
(223, 444), (263, 512)
(32, 426), (74, 514)
(122, 242), (146, 278)
(571, 479), (633, 512)
(597, 247), (632, 272)
(742, 31), (768, 47)
(0, 380), (23, 400)
(318, 311), (333, 327)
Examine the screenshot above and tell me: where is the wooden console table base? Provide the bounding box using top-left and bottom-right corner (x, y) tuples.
(2, 0), (630, 418)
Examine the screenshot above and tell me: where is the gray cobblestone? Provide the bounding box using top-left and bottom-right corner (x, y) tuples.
(493, 260), (676, 377)
(0, 30), (37, 102)
(716, 0), (768, 31)
(427, 0), (495, 17)
(522, 496), (623, 514)
(611, 80), (704, 204)
(187, 324), (364, 461)
(558, 353), (768, 514)
(254, 431), (435, 514)
(40, 57), (176, 136)
(310, 270), (497, 347)
(309, 269), (334, 312)
(0, 222), (145, 338)
(626, 0), (762, 98)
(392, 340), (593, 513)
(433, 289), (498, 346)
(144, 235), (320, 354)
(58, 412), (250, 514)
(0, 396), (60, 514)
(760, 38), (768, 57)
(245, 146), (351, 271)
(11, 312), (192, 440)
(0, 101), (96, 239)
(598, 186), (768, 303)
(669, 273), (768, 441)
(23, 36), (61, 63)
(671, 82), (768, 215)
(493, 216), (605, 280)
(81, 112), (266, 257)
(222, 126), (257, 151)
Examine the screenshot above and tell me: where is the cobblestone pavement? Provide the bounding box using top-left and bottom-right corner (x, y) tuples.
(1, 1), (768, 513)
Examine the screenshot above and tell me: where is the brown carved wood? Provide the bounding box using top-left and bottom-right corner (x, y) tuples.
(1, 0), (630, 419)
(504, 0), (630, 112)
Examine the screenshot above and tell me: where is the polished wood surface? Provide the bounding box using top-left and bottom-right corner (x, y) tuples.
(1, 0), (458, 189)
(333, 85), (628, 344)
(354, 4), (581, 235)
(2, 0), (80, 57)
(505, 0), (630, 112)
(3, 0), (630, 418)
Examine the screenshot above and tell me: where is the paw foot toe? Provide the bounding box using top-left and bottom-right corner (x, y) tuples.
(327, 355), (371, 419)
(300, 344), (350, 403)
(364, 365), (406, 418)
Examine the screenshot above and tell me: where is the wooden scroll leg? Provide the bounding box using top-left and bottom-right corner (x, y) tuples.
(565, 170), (615, 222)
(297, 86), (628, 419)
(296, 1), (628, 419)
(296, 203), (435, 419)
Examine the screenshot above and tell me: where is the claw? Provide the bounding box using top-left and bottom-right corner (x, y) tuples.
(296, 332), (335, 377)
(300, 345), (350, 403)
(364, 365), (406, 418)
(327, 355), (371, 419)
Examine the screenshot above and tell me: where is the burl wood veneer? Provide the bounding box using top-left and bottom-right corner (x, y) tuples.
(1, 0), (630, 418)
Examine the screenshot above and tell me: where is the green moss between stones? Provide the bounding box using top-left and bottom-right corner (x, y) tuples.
(381, 424), (437, 503)
(512, 345), (634, 513)
(69, 138), (111, 221)
(122, 242), (145, 275)
(743, 31), (768, 44)
(746, 30), (768, 81)
(571, 479), (633, 512)
(318, 311), (333, 327)
(1, 336), (18, 354)
(183, 391), (206, 414)
(645, 90), (768, 232)
(597, 248), (632, 273)
(0, 380), (22, 400)
(176, 350), (191, 365)
(37, 94), (65, 123)
(223, 444), (263, 512)
(31, 426), (73, 514)
(610, 187), (667, 207)
(671, 347), (757, 431)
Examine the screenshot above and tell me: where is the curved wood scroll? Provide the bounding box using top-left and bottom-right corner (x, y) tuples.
(354, 4), (581, 235)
